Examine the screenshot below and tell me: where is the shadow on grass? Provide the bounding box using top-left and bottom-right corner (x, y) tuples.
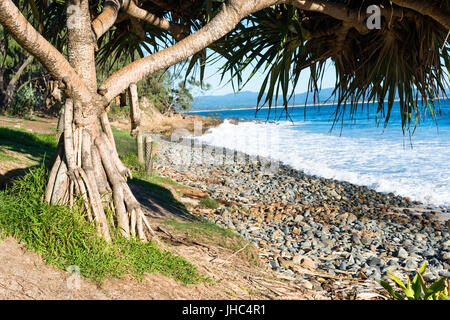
(0, 127), (58, 189)
(129, 177), (196, 219)
(0, 127), (57, 164)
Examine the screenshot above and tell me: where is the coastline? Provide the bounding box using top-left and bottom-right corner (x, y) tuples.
(151, 134), (450, 299)
(187, 96), (450, 114)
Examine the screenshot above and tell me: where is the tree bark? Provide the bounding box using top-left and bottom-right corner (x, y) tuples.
(38, 0), (152, 241)
(128, 83), (140, 136)
(391, 0), (450, 30)
(137, 131), (144, 164)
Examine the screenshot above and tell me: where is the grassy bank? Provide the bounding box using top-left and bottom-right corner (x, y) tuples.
(0, 125), (258, 286)
(0, 165), (205, 285)
(0, 126), (205, 284)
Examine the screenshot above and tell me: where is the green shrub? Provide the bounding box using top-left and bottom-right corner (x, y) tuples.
(8, 85), (40, 118)
(376, 262), (450, 300)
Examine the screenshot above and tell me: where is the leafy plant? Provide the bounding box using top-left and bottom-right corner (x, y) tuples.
(8, 85), (40, 117)
(376, 262), (450, 300)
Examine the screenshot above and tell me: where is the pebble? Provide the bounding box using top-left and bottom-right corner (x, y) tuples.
(368, 257), (385, 267)
(153, 136), (450, 299)
(269, 260), (280, 270)
(442, 252), (450, 264)
(351, 234), (361, 244)
(404, 259), (418, 270)
(396, 247), (409, 259)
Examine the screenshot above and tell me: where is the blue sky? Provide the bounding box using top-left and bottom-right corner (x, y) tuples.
(193, 58), (338, 97)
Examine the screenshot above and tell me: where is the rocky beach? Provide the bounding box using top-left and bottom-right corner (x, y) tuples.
(151, 134), (450, 299)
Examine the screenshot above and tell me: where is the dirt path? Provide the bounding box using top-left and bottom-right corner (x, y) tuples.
(0, 115), (57, 135)
(0, 216), (323, 300)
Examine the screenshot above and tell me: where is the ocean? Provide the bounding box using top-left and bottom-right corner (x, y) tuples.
(188, 99), (450, 208)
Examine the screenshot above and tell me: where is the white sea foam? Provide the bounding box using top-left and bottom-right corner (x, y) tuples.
(194, 119), (450, 208)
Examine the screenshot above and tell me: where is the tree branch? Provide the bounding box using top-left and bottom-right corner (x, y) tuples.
(391, 0), (450, 30)
(92, 0), (123, 40)
(99, 0), (282, 104)
(284, 0), (369, 34)
(0, 0), (94, 105)
(4, 54), (34, 104)
(124, 1), (185, 40)
(285, 0), (420, 34)
(92, 0), (186, 41)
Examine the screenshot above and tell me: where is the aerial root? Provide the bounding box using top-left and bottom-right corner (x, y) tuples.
(44, 119), (154, 241)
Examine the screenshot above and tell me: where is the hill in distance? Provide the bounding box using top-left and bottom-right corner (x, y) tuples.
(191, 87), (450, 111)
(191, 88), (336, 111)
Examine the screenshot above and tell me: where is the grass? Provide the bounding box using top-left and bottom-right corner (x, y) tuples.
(198, 197), (220, 210)
(111, 127), (137, 156)
(0, 166), (205, 285)
(113, 128), (189, 212)
(0, 150), (19, 162)
(108, 104), (131, 122)
(0, 127), (58, 165)
(0, 124), (251, 285)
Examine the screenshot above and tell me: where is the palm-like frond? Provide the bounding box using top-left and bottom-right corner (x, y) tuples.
(208, 1), (450, 133)
(14, 0), (450, 133)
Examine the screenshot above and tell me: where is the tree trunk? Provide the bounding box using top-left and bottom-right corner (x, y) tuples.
(43, 0), (151, 241)
(2, 54), (34, 107)
(128, 83), (140, 136)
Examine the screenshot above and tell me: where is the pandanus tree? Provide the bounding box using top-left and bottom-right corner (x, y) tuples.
(1, 0), (449, 241)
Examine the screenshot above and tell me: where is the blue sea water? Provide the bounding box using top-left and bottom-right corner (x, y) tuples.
(189, 100), (450, 208)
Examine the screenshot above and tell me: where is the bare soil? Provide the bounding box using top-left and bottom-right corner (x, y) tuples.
(0, 115), (57, 135)
(0, 197), (323, 300)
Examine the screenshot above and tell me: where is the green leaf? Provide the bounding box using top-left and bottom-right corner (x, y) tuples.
(388, 272), (407, 291)
(405, 277), (416, 300)
(424, 278), (446, 300)
(439, 294), (450, 301)
(375, 278), (405, 300)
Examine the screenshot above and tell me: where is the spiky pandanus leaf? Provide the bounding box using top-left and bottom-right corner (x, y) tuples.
(207, 1), (450, 133)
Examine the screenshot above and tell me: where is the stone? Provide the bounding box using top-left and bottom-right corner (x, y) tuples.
(279, 258), (294, 270)
(439, 270), (450, 278)
(422, 271), (437, 282)
(269, 260), (280, 270)
(361, 236), (372, 246)
(442, 252), (450, 264)
(292, 227), (301, 236)
(300, 241), (312, 251)
(351, 234), (361, 244)
(443, 239), (450, 248)
(338, 262), (347, 271)
(272, 230), (282, 239)
(387, 259), (400, 267)
(404, 259), (418, 270)
(293, 255), (316, 269)
(368, 257), (384, 267)
(396, 247), (409, 259)
(300, 280), (313, 290)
